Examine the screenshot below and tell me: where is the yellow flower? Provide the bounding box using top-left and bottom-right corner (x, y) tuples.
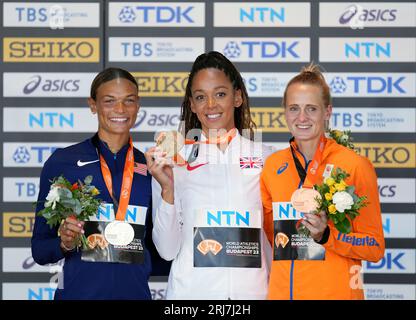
(328, 204), (337, 214)
(335, 183), (346, 191)
(340, 179), (348, 187)
(330, 186), (336, 194)
(325, 193), (333, 201)
(91, 188), (100, 196)
(334, 130), (343, 138)
(325, 177), (335, 186)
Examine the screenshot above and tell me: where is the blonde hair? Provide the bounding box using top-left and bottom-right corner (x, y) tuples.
(282, 63), (331, 108)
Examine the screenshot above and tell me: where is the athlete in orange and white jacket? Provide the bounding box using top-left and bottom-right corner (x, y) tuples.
(261, 139), (385, 299)
(260, 64), (385, 300)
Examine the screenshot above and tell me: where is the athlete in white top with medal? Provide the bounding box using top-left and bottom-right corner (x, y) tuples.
(145, 52), (273, 300)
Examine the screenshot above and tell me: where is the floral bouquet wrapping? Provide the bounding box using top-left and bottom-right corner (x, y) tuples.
(36, 175), (102, 249)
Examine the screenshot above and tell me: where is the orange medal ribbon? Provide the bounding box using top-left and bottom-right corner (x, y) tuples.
(174, 128), (237, 166)
(99, 136), (134, 221)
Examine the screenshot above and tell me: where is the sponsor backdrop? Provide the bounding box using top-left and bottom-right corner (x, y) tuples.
(0, 0), (415, 300)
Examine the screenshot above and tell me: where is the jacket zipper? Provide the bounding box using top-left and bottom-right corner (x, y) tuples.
(290, 150), (310, 300)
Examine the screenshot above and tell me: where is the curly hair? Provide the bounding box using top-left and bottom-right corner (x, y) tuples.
(180, 51), (256, 139)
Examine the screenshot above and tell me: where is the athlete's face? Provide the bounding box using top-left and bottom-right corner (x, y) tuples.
(189, 68), (242, 135)
(88, 78), (139, 139)
(285, 83), (332, 144)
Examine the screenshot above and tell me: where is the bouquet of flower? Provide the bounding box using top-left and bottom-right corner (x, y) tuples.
(326, 128), (356, 151)
(36, 175), (102, 249)
(314, 167), (367, 234)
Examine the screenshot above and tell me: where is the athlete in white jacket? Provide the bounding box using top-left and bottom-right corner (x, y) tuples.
(145, 52), (273, 299)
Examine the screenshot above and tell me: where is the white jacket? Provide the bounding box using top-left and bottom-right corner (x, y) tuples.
(152, 132), (273, 300)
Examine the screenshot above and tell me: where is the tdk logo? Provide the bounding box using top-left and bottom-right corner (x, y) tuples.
(240, 6), (285, 23)
(13, 147), (31, 163)
(223, 41), (299, 59)
(339, 5), (397, 25)
(119, 5), (195, 24)
(366, 252), (405, 270)
(119, 6), (136, 22)
(329, 76), (405, 94)
(13, 146), (59, 163)
(345, 42), (390, 58)
(23, 75), (80, 95)
(29, 112), (74, 128)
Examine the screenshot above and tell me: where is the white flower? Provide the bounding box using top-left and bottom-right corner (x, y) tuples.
(45, 186), (62, 210)
(332, 191), (354, 213)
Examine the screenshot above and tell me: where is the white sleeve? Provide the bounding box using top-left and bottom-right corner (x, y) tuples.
(262, 144), (276, 161)
(151, 177), (183, 261)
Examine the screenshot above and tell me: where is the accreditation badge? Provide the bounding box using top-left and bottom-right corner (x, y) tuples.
(81, 203), (147, 264)
(272, 202), (325, 261)
(193, 207), (262, 268)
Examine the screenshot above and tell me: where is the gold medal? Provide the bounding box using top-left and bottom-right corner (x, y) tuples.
(155, 131), (184, 158)
(291, 188), (321, 213)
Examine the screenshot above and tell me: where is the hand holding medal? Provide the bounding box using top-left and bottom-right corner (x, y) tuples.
(291, 188), (323, 237)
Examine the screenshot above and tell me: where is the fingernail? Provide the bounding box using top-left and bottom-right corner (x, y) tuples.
(81, 229), (85, 234)
(77, 223), (82, 227)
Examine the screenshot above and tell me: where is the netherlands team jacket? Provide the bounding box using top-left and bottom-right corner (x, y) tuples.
(260, 138), (385, 300)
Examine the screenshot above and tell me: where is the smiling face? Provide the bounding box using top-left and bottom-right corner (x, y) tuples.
(88, 78), (139, 141)
(285, 82), (332, 144)
(189, 68), (242, 135)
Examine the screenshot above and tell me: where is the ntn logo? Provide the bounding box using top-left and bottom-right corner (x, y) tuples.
(29, 112), (73, 128)
(345, 42), (390, 58)
(207, 210), (250, 226)
(240, 7), (285, 23)
(28, 287), (56, 300)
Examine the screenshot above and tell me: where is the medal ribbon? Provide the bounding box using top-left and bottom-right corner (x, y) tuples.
(289, 135), (326, 188)
(93, 133), (134, 221)
(174, 128), (237, 166)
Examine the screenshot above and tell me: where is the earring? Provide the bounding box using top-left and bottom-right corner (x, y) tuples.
(324, 119), (329, 131)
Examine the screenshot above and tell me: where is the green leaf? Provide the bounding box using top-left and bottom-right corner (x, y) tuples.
(335, 218), (351, 234)
(84, 175), (93, 185)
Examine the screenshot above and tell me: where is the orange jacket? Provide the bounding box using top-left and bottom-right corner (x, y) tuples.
(260, 138), (385, 300)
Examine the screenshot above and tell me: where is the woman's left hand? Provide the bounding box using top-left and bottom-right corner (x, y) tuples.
(302, 211), (328, 242)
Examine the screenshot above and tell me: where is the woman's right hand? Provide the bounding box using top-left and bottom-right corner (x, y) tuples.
(145, 147), (174, 204)
(59, 216), (84, 252)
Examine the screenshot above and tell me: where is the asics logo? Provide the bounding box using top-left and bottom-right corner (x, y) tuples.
(186, 162), (207, 171)
(77, 159), (99, 167)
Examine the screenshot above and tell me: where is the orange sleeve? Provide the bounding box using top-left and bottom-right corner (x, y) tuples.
(323, 157), (385, 262)
(260, 166), (274, 247)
